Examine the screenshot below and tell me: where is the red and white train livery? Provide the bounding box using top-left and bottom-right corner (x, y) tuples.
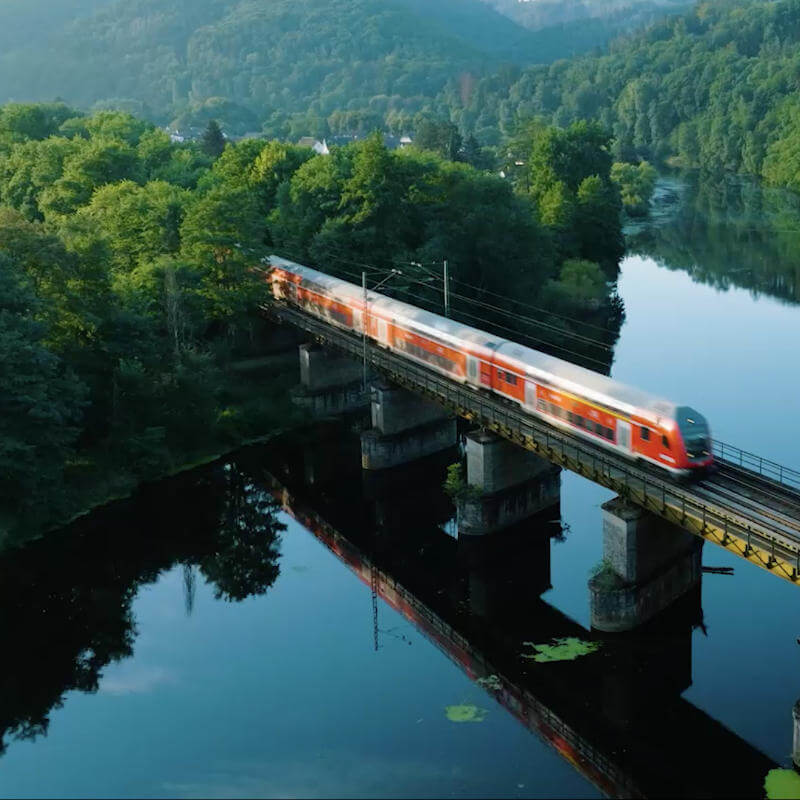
(266, 256), (713, 476)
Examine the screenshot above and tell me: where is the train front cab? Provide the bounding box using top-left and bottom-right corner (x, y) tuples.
(674, 406), (714, 477)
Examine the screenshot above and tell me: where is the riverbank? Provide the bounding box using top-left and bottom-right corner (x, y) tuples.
(3, 352), (306, 552)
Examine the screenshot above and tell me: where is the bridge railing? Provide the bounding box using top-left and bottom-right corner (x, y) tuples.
(713, 440), (800, 492)
(268, 303), (800, 580)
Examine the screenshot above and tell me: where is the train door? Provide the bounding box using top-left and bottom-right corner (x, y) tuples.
(353, 309), (364, 334)
(377, 318), (388, 345)
(616, 420), (632, 451)
(466, 355), (479, 385)
(524, 381), (537, 410)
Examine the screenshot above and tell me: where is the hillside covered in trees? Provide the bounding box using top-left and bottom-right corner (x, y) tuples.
(0, 103), (624, 541)
(442, 0), (800, 190)
(0, 0), (671, 137)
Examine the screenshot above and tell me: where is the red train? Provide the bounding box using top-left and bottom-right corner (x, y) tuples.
(266, 256), (713, 477)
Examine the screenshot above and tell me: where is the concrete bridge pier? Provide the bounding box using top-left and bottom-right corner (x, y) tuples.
(360, 381), (457, 470)
(792, 700), (800, 771)
(589, 496), (703, 632)
(457, 430), (560, 536)
(291, 343), (370, 416)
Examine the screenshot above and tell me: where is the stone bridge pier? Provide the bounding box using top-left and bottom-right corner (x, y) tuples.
(589, 497), (703, 632)
(457, 430), (560, 536)
(360, 381), (457, 470)
(291, 343), (370, 416)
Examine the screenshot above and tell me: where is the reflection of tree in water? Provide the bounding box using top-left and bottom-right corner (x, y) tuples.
(627, 171), (800, 304)
(200, 462), (284, 602)
(0, 456), (283, 756)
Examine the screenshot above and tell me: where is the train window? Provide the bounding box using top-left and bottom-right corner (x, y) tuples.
(605, 427), (614, 440)
(662, 434), (670, 449)
(641, 427), (650, 441)
(537, 399), (546, 412)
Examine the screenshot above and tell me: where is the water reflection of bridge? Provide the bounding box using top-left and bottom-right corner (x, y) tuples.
(266, 425), (776, 799)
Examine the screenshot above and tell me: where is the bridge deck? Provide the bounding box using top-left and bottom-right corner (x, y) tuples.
(268, 303), (800, 586)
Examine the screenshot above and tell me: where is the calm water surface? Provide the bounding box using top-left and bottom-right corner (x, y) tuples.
(3, 174), (800, 798)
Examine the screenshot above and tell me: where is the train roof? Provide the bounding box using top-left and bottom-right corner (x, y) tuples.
(269, 255), (682, 424)
(493, 340), (677, 423)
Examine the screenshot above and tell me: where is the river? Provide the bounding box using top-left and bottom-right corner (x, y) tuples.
(2, 172), (800, 798)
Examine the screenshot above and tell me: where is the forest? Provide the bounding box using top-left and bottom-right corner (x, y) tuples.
(0, 0), (675, 138)
(440, 0), (800, 191)
(0, 104), (625, 542)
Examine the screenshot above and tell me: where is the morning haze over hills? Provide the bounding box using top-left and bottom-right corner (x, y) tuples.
(0, 0), (688, 134)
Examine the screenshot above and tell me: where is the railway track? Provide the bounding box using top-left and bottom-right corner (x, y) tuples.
(702, 462), (800, 534)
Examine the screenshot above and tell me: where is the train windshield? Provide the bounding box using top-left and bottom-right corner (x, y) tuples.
(676, 406), (712, 460)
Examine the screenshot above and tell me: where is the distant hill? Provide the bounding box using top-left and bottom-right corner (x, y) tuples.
(0, 0), (654, 132)
(481, 0), (691, 30)
(443, 0), (800, 190)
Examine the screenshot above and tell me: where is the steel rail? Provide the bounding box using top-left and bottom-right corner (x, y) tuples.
(714, 440), (800, 491)
(714, 461), (800, 512)
(699, 469), (800, 534)
(267, 303), (800, 585)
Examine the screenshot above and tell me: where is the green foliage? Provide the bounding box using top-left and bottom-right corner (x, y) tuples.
(611, 160), (658, 216)
(0, 103), (77, 145)
(510, 120), (623, 267)
(201, 120), (226, 159)
(0, 101), (624, 540)
(439, 0), (800, 190)
(542, 258), (608, 310)
(589, 557), (624, 591)
(0, 0), (646, 140)
(415, 119), (463, 161)
(442, 462), (480, 500)
(0, 254), (87, 522)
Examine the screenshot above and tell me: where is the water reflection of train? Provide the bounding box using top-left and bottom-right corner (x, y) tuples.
(273, 484), (628, 798)
(269, 464), (776, 800)
(266, 257), (713, 477)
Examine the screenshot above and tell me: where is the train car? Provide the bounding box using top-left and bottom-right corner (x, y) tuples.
(266, 256), (713, 477)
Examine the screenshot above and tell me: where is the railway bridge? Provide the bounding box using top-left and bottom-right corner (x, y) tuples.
(263, 300), (800, 596)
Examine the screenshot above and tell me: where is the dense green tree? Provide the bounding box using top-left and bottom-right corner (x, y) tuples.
(0, 136), (79, 219)
(39, 136), (142, 218)
(0, 254), (86, 521)
(201, 120), (226, 159)
(0, 103), (77, 145)
(610, 160), (658, 216)
(0, 101), (625, 540)
(180, 183), (265, 325)
(414, 119), (463, 161)
(75, 180), (187, 276)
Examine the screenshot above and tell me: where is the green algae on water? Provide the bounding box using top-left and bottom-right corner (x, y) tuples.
(445, 704), (488, 723)
(765, 769), (800, 799)
(521, 637), (600, 663)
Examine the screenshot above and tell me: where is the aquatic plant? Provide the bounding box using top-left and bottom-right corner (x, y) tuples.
(444, 704), (488, 723)
(764, 769), (800, 799)
(521, 637), (600, 663)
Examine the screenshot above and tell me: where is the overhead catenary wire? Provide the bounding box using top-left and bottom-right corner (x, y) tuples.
(292, 245), (618, 348)
(298, 242), (621, 341)
(267, 246), (615, 367)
